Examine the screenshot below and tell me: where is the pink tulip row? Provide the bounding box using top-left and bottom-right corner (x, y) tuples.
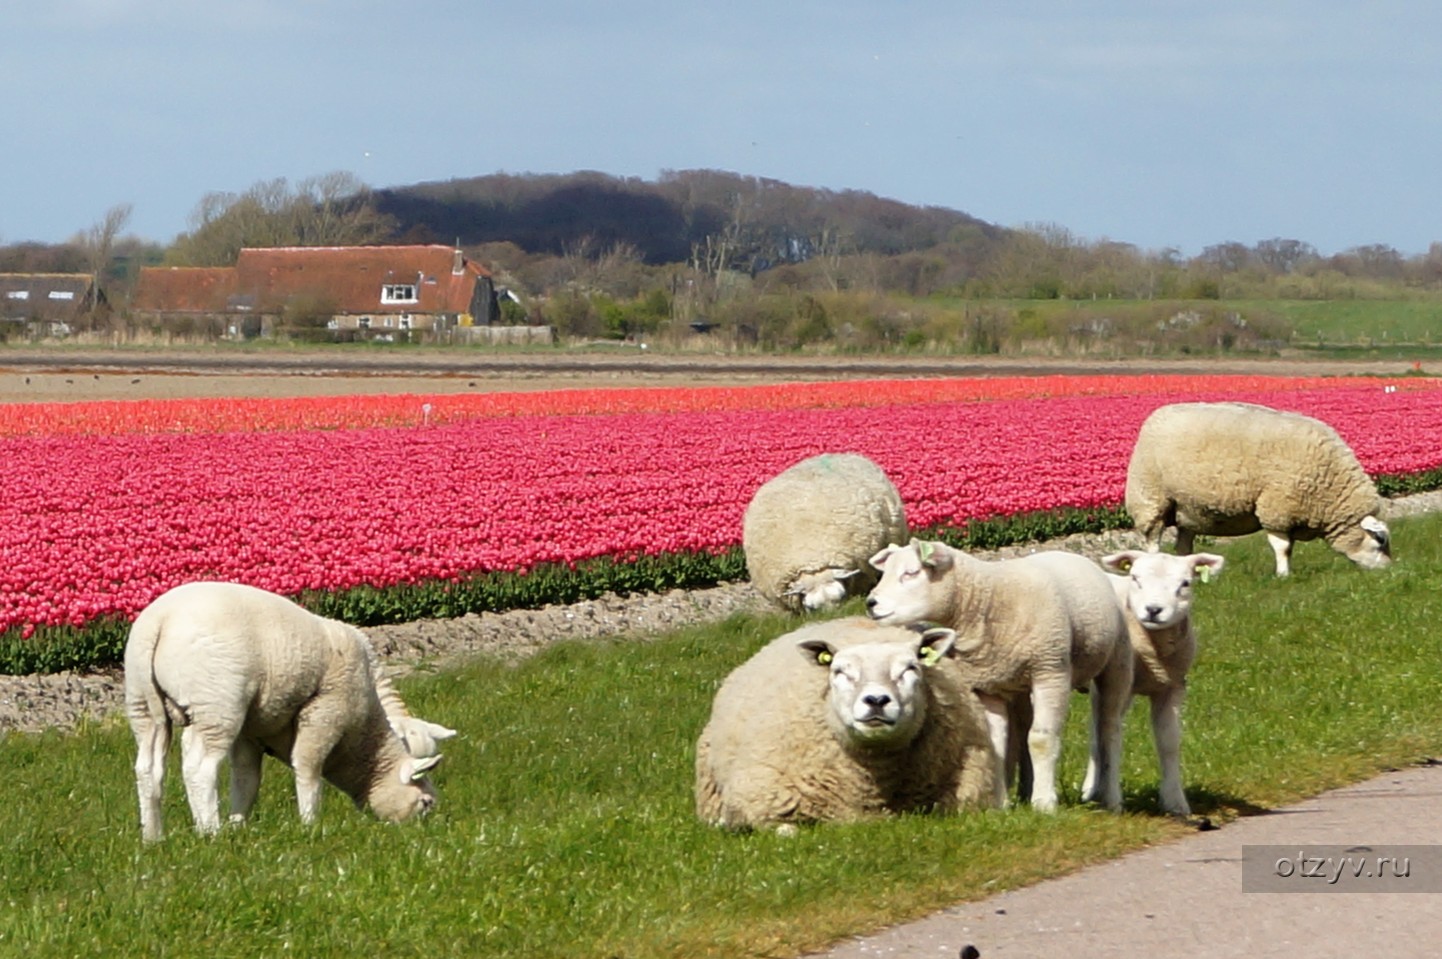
(1, 377), (1439, 636)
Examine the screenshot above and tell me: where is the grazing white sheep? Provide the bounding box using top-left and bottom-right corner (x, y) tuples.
(1126, 401), (1391, 576)
(124, 582), (442, 841)
(695, 617), (1000, 831)
(742, 452), (908, 611)
(1097, 550), (1225, 817)
(865, 540), (1132, 813)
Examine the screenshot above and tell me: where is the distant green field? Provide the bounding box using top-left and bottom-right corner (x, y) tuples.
(4, 513), (1441, 957)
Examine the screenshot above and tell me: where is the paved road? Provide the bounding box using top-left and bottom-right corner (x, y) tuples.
(812, 761), (1442, 959)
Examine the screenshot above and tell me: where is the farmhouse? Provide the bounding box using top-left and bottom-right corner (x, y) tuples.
(0, 273), (105, 337)
(131, 245), (513, 341)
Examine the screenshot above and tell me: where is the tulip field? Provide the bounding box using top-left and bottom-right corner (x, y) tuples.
(3, 372), (1441, 672)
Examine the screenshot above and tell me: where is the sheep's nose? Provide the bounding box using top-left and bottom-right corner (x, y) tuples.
(1145, 604), (1164, 620)
(862, 693), (891, 709)
(865, 597), (878, 610)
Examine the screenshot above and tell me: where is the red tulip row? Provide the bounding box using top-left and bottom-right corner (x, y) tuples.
(1, 376), (1439, 637)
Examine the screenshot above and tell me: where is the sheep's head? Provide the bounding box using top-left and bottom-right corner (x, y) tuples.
(784, 568), (860, 611)
(798, 625), (957, 750)
(368, 754), (442, 823)
(1333, 515), (1392, 569)
(1102, 550), (1224, 629)
(864, 540), (953, 624)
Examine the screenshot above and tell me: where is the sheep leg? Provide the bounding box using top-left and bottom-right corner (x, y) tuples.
(228, 738), (264, 824)
(179, 725), (229, 836)
(1081, 652), (1132, 811)
(1009, 697), (1034, 803)
(1266, 531), (1293, 576)
(976, 692), (1013, 808)
(1151, 685), (1190, 816)
(1174, 527), (1196, 556)
(290, 719), (343, 824)
(131, 713), (171, 843)
(1025, 679), (1070, 813)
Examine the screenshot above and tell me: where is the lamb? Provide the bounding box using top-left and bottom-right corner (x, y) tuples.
(1125, 401), (1391, 576)
(1096, 550), (1225, 817)
(865, 540), (1133, 812)
(124, 581), (442, 841)
(695, 616), (1001, 831)
(742, 452), (908, 612)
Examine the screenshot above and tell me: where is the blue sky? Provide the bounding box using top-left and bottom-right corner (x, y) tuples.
(4, 1), (1440, 257)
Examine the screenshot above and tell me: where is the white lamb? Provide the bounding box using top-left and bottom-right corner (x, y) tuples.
(866, 540), (1133, 812)
(124, 581), (443, 841)
(1097, 550), (1225, 817)
(742, 452), (909, 612)
(695, 617), (1001, 831)
(1126, 401), (1391, 576)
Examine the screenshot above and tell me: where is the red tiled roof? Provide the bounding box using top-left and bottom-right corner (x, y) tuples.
(133, 245), (492, 315)
(131, 267), (237, 312)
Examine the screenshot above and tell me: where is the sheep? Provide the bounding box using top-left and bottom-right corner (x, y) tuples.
(742, 452), (908, 612)
(865, 540), (1133, 812)
(1125, 401), (1391, 576)
(123, 581), (442, 841)
(694, 616), (1001, 832)
(1096, 550), (1225, 817)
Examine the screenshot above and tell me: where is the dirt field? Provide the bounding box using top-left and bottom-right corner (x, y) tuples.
(0, 346), (1424, 404)
(0, 346), (1435, 733)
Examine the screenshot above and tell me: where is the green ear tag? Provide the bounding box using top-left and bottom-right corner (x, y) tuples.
(919, 645), (941, 666)
(817, 651), (833, 665)
(1199, 565), (1212, 584)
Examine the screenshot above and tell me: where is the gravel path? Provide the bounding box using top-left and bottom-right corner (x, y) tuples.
(5, 489), (1437, 735)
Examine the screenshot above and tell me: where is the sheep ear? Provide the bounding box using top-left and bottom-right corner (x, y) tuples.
(400, 754), (443, 783)
(783, 583), (808, 596)
(915, 626), (957, 665)
(1189, 553), (1225, 583)
(1101, 551), (1138, 574)
(916, 540), (951, 571)
(869, 545), (896, 571)
(797, 639), (836, 667)
(422, 721), (457, 741)
(833, 568), (859, 581)
(1361, 515), (1390, 545)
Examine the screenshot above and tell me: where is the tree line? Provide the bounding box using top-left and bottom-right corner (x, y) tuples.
(5, 169), (1442, 352)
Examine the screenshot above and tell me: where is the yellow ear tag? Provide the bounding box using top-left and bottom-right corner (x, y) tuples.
(919, 645), (942, 666)
(1119, 559), (1132, 574)
(1199, 565), (1212, 584)
(817, 651), (833, 665)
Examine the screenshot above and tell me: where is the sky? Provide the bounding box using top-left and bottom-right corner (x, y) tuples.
(4, 1), (1441, 258)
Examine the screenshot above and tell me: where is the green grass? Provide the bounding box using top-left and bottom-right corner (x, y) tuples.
(4, 515), (1442, 957)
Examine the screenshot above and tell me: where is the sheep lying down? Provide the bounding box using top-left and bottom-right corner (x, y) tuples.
(695, 617), (1001, 832)
(124, 581), (446, 841)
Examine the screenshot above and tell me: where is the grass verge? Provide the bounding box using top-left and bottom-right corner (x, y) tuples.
(1, 514), (1440, 957)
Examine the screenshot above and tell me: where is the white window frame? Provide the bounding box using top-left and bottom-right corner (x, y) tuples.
(381, 284), (418, 304)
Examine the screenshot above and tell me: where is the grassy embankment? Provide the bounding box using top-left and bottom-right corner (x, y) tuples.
(2, 512), (1440, 958)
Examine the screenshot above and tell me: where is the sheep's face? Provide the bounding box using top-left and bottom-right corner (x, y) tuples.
(1335, 515), (1392, 569)
(1102, 551), (1224, 629)
(786, 569), (859, 611)
(864, 540), (953, 624)
(370, 755), (442, 823)
(799, 627), (956, 750)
